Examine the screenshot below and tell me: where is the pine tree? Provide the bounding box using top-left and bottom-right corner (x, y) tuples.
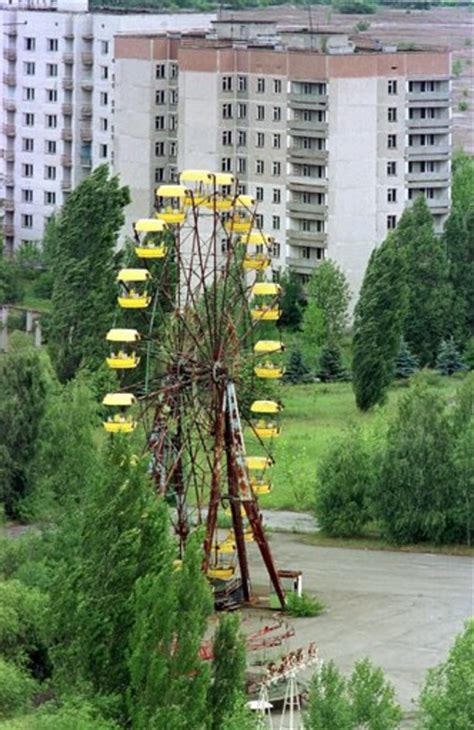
(283, 348), (311, 384)
(278, 271), (305, 330)
(436, 338), (465, 376)
(352, 235), (407, 411)
(47, 165), (130, 381)
(317, 344), (345, 382)
(208, 614), (247, 730)
(394, 337), (418, 379)
(305, 259), (351, 346)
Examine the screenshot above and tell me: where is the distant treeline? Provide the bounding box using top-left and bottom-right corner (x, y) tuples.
(88, 0), (471, 12)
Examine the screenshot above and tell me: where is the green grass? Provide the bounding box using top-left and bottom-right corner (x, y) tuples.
(247, 378), (462, 512)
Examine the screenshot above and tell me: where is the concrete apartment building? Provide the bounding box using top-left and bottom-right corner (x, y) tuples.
(114, 21), (451, 297)
(0, 0), (214, 253)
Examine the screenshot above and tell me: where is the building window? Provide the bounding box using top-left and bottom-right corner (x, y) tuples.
(156, 64), (166, 79)
(257, 77), (265, 93)
(155, 116), (165, 130)
(387, 161), (397, 176)
(44, 191), (56, 205)
(22, 163), (34, 178)
(237, 157), (246, 174)
(255, 213), (263, 228)
(22, 189), (33, 203)
(24, 37), (36, 51)
(388, 107), (397, 122)
(388, 79), (398, 95)
(273, 79), (282, 94)
(24, 62), (35, 76)
(256, 105), (265, 121)
(100, 117), (108, 132)
(222, 103), (233, 119)
(100, 66), (108, 80)
(47, 38), (58, 52)
(155, 90), (166, 105)
(222, 76), (233, 92)
(387, 188), (397, 203)
(256, 186), (264, 201)
(46, 140), (56, 154)
(46, 89), (58, 102)
(272, 215), (280, 230)
(272, 188), (281, 204)
(22, 214), (33, 229)
(24, 113), (35, 127)
(46, 63), (58, 77)
(237, 130), (247, 146)
(256, 132), (265, 148)
(272, 133), (281, 149)
(170, 89), (178, 105)
(272, 242), (281, 258)
(387, 215), (397, 230)
(272, 161), (281, 176)
(237, 76), (247, 92)
(23, 87), (35, 101)
(99, 144), (108, 158)
(301, 246), (311, 259)
(169, 141), (177, 157)
(222, 130), (233, 146)
(22, 137), (34, 152)
(272, 106), (282, 122)
(169, 63), (178, 79)
(221, 158), (232, 173)
(237, 103), (247, 119)
(256, 160), (264, 174)
(45, 166), (56, 180)
(155, 168), (164, 183)
(387, 134), (397, 149)
(169, 115), (177, 132)
(45, 114), (57, 128)
(100, 92), (108, 106)
(101, 40), (109, 55)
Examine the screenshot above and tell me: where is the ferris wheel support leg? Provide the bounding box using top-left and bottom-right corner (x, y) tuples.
(244, 500), (286, 609)
(203, 393), (226, 571)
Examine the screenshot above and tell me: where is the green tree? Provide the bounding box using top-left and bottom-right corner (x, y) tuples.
(0, 657), (36, 720)
(279, 271), (305, 329)
(283, 348), (311, 384)
(396, 196), (451, 366)
(317, 344), (346, 382)
(315, 428), (374, 537)
(435, 338), (465, 376)
(0, 256), (22, 303)
(0, 346), (53, 517)
(348, 658), (402, 729)
(208, 615), (246, 730)
(444, 149), (474, 344)
(394, 337), (419, 379)
(305, 259), (351, 346)
(301, 300), (325, 353)
(47, 165), (130, 381)
(417, 620), (474, 730)
(352, 235), (407, 411)
(303, 660), (352, 730)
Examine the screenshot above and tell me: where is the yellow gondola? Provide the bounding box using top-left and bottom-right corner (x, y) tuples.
(250, 400), (282, 439)
(243, 250), (271, 272)
(133, 218), (167, 259)
(117, 269), (152, 309)
(179, 170), (212, 206)
(254, 339), (286, 379)
(224, 194), (255, 234)
(250, 282), (282, 321)
(102, 392), (137, 433)
(105, 329), (141, 369)
(203, 172), (236, 210)
(246, 455), (273, 494)
(156, 184), (188, 223)
(207, 538), (236, 580)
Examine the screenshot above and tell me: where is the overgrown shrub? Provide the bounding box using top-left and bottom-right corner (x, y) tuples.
(0, 658), (36, 719)
(285, 592), (324, 618)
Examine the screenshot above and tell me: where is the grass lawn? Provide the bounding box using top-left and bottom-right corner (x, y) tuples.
(247, 377), (462, 512)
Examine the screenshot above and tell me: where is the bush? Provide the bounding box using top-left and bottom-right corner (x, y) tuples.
(12, 698), (121, 729)
(0, 658), (36, 719)
(417, 620), (474, 729)
(0, 258), (23, 304)
(354, 19), (370, 30)
(315, 428), (375, 537)
(285, 591), (324, 618)
(334, 0), (376, 13)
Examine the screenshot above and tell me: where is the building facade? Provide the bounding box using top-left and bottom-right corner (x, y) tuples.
(114, 21), (451, 298)
(0, 0), (214, 253)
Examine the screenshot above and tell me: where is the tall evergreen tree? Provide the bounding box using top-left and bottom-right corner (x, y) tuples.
(394, 337), (419, 379)
(395, 196), (451, 366)
(283, 348), (311, 384)
(352, 235), (407, 411)
(317, 344), (346, 382)
(305, 259), (351, 346)
(278, 271), (305, 330)
(435, 338), (465, 376)
(443, 150), (474, 345)
(47, 165), (130, 381)
(208, 614), (247, 730)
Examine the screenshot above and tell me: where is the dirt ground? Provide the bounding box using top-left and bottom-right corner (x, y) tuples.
(245, 533), (473, 718)
(226, 5), (474, 153)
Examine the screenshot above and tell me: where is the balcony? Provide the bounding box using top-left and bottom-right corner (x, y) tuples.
(80, 156), (92, 168)
(82, 31), (94, 41)
(287, 230), (327, 247)
(288, 202), (327, 217)
(3, 99), (16, 112)
(3, 48), (17, 62)
(61, 155), (72, 167)
(80, 103), (92, 118)
(62, 77), (74, 90)
(5, 176), (14, 187)
(288, 119), (328, 134)
(408, 117), (450, 131)
(288, 92), (327, 108)
(3, 200), (14, 212)
(80, 127), (92, 142)
(406, 171), (449, 184)
(5, 150), (15, 162)
(407, 90), (450, 103)
(62, 103), (73, 116)
(62, 52), (74, 65)
(6, 27), (17, 37)
(407, 144), (450, 158)
(2, 124), (16, 137)
(61, 129), (73, 141)
(288, 146), (328, 163)
(287, 175), (327, 191)
(62, 180), (72, 191)
(3, 74), (16, 87)
(286, 256), (319, 274)
(80, 79), (93, 92)
(3, 225), (14, 237)
(81, 52), (93, 66)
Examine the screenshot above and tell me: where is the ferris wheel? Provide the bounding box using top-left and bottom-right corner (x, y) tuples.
(101, 170), (287, 609)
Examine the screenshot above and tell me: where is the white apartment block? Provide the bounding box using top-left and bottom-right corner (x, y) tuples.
(114, 20), (451, 299)
(0, 0), (214, 253)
